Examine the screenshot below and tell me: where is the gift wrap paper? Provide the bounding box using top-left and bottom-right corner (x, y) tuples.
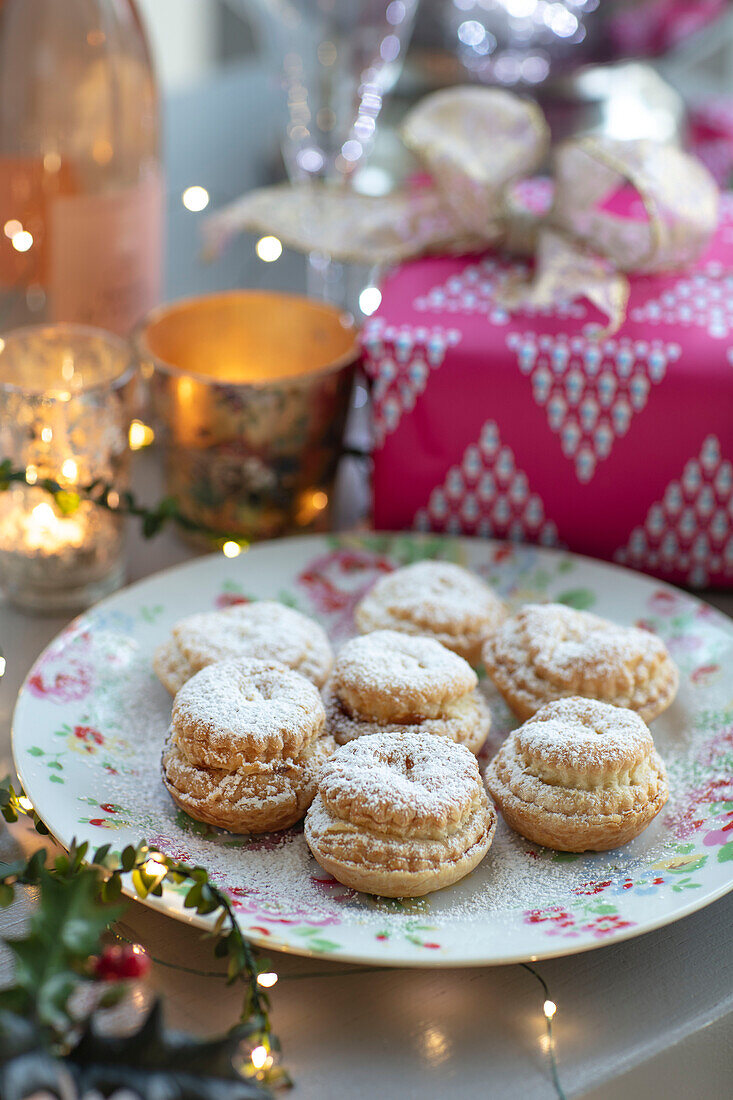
(361, 195), (733, 588)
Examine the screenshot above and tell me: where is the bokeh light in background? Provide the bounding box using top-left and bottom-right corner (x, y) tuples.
(448, 0), (598, 86)
(255, 236), (283, 262)
(182, 185), (210, 211)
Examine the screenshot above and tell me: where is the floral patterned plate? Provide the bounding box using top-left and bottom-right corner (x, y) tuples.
(12, 533), (733, 966)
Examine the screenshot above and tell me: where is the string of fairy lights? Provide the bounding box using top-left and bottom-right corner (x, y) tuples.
(107, 927), (567, 1098)
(0, 449), (251, 558)
(0, 783), (568, 1097)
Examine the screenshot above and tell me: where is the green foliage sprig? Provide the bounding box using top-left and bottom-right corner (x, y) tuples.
(0, 777), (288, 1097)
(0, 458), (248, 548)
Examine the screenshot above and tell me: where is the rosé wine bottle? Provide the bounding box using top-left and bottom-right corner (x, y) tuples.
(0, 0), (163, 335)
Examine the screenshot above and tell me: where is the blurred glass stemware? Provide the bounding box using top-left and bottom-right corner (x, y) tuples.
(444, 0), (598, 89)
(228, 0), (420, 304)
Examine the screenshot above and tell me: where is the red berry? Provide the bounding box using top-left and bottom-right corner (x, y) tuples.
(92, 944), (150, 981)
(92, 957), (117, 982)
(117, 947), (150, 979)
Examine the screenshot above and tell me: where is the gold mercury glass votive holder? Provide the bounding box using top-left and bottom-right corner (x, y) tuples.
(0, 324), (137, 612)
(136, 290), (358, 544)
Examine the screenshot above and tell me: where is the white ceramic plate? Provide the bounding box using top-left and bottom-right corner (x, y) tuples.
(13, 533), (733, 966)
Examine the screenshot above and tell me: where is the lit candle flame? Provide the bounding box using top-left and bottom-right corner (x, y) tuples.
(24, 502), (86, 552)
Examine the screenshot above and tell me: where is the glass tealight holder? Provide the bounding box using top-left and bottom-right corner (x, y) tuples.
(0, 324), (137, 612)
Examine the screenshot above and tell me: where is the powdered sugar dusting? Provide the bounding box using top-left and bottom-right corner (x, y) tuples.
(335, 630), (476, 699)
(81, 649), (704, 929)
(318, 731), (480, 830)
(516, 697), (654, 770)
(173, 600), (333, 686)
(174, 659), (324, 751)
(18, 536), (733, 961)
(515, 603), (666, 683)
(357, 560), (504, 633)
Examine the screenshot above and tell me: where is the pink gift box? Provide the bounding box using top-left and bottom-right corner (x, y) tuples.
(360, 194), (733, 588)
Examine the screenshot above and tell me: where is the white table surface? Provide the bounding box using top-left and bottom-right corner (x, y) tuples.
(2, 60), (733, 1100)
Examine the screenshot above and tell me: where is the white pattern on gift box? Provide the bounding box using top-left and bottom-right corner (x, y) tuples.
(413, 419), (561, 546)
(615, 435), (733, 587)
(507, 331), (680, 483)
(412, 256), (586, 322)
(361, 317), (462, 447)
(631, 261), (733, 340)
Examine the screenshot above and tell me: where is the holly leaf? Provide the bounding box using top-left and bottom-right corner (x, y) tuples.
(55, 490), (81, 515)
(5, 867), (126, 1034)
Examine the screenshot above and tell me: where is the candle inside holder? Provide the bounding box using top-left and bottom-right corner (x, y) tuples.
(0, 325), (136, 612)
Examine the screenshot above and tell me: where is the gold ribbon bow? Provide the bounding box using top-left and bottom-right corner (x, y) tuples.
(206, 87), (719, 333)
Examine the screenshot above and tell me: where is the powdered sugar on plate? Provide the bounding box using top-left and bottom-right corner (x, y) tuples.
(84, 649), (707, 930)
(15, 535), (733, 963)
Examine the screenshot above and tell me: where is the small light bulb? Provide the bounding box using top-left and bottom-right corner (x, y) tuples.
(25, 465), (38, 485)
(41, 427), (53, 443)
(257, 972), (278, 988)
(543, 999), (557, 1019)
(128, 419), (155, 450)
(359, 286), (382, 315)
(311, 491), (328, 511)
(182, 186), (210, 212)
(61, 459), (78, 481)
(255, 236), (283, 262)
(250, 1045), (268, 1070)
(222, 541), (242, 559)
(12, 230), (33, 253)
(0, 656), (5, 677)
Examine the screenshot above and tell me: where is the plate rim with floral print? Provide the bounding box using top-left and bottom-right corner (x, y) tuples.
(12, 533), (733, 967)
